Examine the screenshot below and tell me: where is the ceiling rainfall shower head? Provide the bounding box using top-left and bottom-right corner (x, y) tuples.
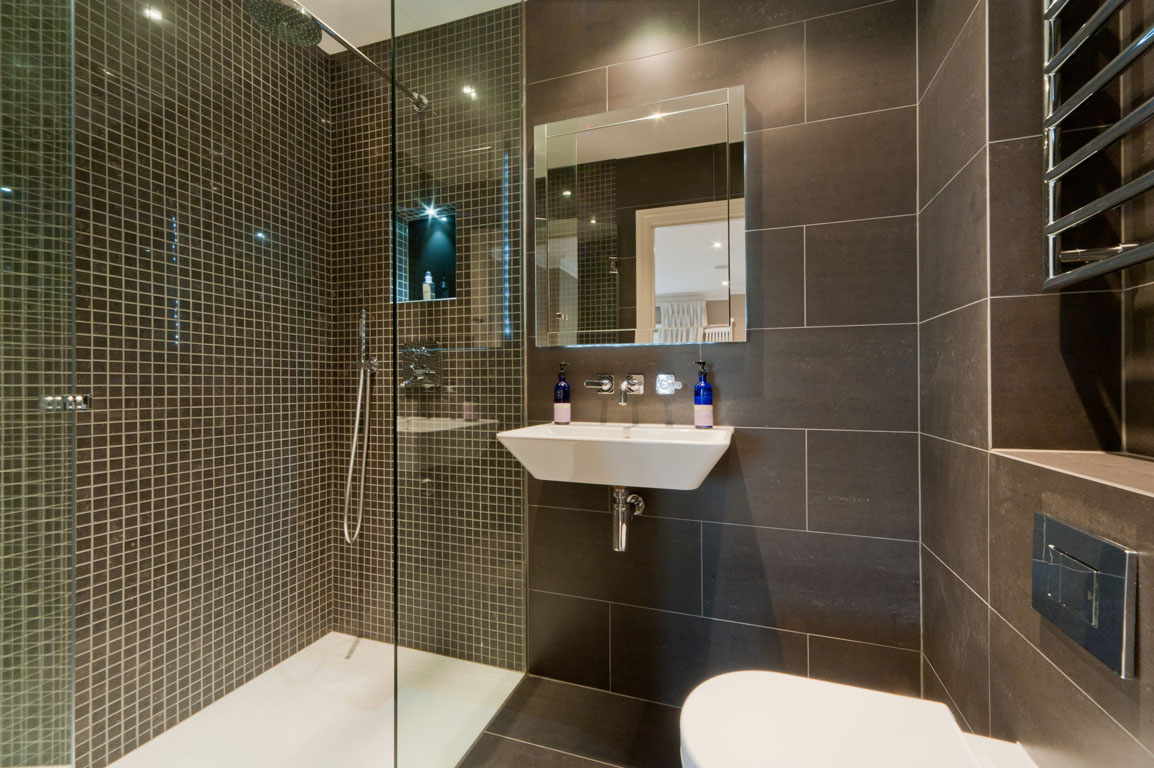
(242, 0), (432, 113)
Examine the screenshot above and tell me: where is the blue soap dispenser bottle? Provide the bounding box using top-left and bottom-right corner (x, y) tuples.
(554, 362), (571, 424)
(694, 360), (713, 429)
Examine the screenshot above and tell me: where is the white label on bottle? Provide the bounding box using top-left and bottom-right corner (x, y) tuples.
(694, 404), (713, 428)
(554, 403), (571, 424)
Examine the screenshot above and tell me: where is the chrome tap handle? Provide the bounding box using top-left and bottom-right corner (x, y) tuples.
(618, 374), (644, 405)
(584, 374), (615, 394)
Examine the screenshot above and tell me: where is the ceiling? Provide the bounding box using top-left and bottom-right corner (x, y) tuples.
(654, 218), (747, 301)
(303, 0), (521, 53)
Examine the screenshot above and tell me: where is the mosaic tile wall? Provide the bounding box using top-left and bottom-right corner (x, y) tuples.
(0, 0), (75, 764)
(330, 3), (525, 670)
(72, 1), (334, 765)
(575, 161), (618, 345)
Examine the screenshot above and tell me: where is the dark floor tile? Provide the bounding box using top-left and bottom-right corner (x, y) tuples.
(806, 430), (919, 540)
(805, 0), (916, 121)
(710, 325), (918, 431)
(920, 148), (987, 320)
(459, 734), (608, 768)
(528, 506), (701, 613)
(990, 615), (1154, 768)
(804, 216), (917, 326)
(988, 0), (1042, 141)
(608, 23), (804, 133)
(990, 293), (1122, 450)
(918, 1), (986, 207)
(746, 227), (805, 329)
(808, 636), (920, 696)
(922, 549), (990, 736)
(702, 524), (920, 648)
(918, 0), (981, 98)
(642, 427), (806, 529)
(528, 591), (610, 690)
(610, 604), (808, 706)
(486, 677), (682, 768)
(747, 107), (916, 228)
(700, 0), (884, 42)
(921, 435), (988, 597)
(527, 70), (607, 127)
(525, 0), (697, 83)
(920, 300), (988, 448)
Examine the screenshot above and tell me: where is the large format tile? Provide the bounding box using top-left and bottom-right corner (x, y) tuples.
(699, 0), (885, 42)
(525, 0), (697, 83)
(921, 435), (988, 597)
(746, 227), (805, 329)
(806, 430), (919, 540)
(459, 734), (609, 768)
(746, 107), (917, 228)
(989, 293), (1122, 450)
(923, 654), (971, 732)
(609, 604), (807, 706)
(918, 1), (986, 207)
(528, 506), (701, 614)
(922, 549), (990, 736)
(702, 524), (920, 648)
(608, 24), (805, 133)
(989, 137), (1043, 297)
(920, 300), (988, 448)
(988, 0), (1042, 141)
(920, 148), (987, 321)
(805, 0), (916, 121)
(486, 677), (682, 768)
(808, 636), (920, 697)
(988, 454), (1154, 752)
(918, 0), (981, 98)
(804, 216), (917, 326)
(641, 427), (807, 529)
(527, 70), (607, 127)
(1126, 284), (1154, 455)
(990, 616), (1154, 768)
(527, 591), (610, 690)
(709, 326), (918, 431)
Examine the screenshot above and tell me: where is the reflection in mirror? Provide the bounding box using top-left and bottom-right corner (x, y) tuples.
(534, 87), (746, 346)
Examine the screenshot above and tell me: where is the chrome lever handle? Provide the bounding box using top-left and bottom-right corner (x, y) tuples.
(584, 374), (615, 393)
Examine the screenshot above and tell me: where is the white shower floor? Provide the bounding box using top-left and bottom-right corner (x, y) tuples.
(108, 632), (523, 768)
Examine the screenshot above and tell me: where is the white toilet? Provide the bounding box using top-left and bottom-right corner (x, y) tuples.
(680, 671), (1037, 768)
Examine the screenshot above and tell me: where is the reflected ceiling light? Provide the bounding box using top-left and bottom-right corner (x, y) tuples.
(143, 6), (163, 21)
(712, 241), (722, 248)
(462, 85), (477, 100)
(590, 217), (597, 224)
(721, 280), (729, 286)
(424, 205), (438, 218)
(651, 112), (664, 119)
(0, 186), (12, 194)
(255, 230), (267, 240)
(562, 190), (572, 197)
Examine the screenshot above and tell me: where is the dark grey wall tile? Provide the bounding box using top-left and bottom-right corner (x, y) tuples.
(989, 137), (1044, 297)
(528, 591), (610, 690)
(642, 428), (807, 529)
(921, 435), (988, 597)
(607, 24), (805, 132)
(809, 636), (920, 696)
(1126, 285), (1154, 455)
(806, 430), (919, 540)
(988, 0), (1042, 141)
(805, 216), (917, 326)
(700, 0), (885, 43)
(708, 326), (918, 431)
(487, 677), (683, 768)
(920, 148), (987, 320)
(918, 1), (986, 206)
(525, 0), (698, 83)
(988, 455), (1154, 751)
(922, 549), (990, 736)
(917, 0), (981, 98)
(920, 300), (989, 448)
(702, 524), (920, 648)
(990, 616), (1154, 768)
(527, 477), (608, 513)
(609, 605), (807, 706)
(923, 654), (972, 732)
(460, 734), (609, 768)
(990, 294), (1122, 450)
(746, 227), (805, 329)
(747, 107), (917, 228)
(527, 70), (607, 127)
(805, 0), (916, 121)
(528, 506), (701, 614)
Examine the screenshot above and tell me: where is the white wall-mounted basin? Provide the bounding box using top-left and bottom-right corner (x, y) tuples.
(496, 422), (733, 490)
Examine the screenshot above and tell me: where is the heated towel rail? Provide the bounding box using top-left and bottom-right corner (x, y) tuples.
(1043, 0), (1154, 289)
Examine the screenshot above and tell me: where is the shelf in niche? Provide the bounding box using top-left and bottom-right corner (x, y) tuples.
(994, 449), (1154, 499)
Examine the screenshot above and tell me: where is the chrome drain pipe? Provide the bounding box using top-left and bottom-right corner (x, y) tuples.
(611, 486), (645, 552)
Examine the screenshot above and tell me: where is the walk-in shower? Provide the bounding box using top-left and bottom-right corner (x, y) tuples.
(2, 0), (524, 766)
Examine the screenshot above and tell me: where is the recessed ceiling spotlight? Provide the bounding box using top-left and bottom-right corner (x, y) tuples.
(721, 280), (729, 286)
(143, 6), (163, 21)
(712, 241), (722, 248)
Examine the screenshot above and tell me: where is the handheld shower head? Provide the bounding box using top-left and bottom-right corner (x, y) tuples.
(243, 0), (323, 47)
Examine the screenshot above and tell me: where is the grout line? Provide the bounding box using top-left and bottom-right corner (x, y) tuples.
(920, 296), (986, 326)
(803, 20), (808, 124)
(919, 142), (985, 214)
(522, 673), (682, 710)
(747, 212), (916, 233)
(919, 0), (984, 102)
(699, 521), (705, 616)
(480, 734), (621, 767)
(983, 0), (993, 732)
(802, 226), (808, 326)
(915, 0), (923, 694)
(804, 429), (810, 531)
(746, 103), (916, 135)
(923, 652), (975, 733)
(607, 603), (612, 690)
(806, 634), (811, 677)
(747, 320), (918, 331)
(988, 132), (1044, 145)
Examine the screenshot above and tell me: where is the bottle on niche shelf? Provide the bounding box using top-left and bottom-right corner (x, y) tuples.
(422, 271), (434, 301)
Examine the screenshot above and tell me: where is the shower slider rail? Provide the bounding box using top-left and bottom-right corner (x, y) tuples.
(1042, 0), (1154, 289)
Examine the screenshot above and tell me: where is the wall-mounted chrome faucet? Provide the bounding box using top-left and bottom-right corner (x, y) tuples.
(619, 374), (643, 405)
(584, 374), (614, 394)
(399, 341), (441, 390)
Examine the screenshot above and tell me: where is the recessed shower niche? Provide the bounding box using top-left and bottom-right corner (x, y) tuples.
(397, 205), (457, 302)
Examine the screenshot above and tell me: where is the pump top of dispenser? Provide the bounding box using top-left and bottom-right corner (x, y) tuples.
(695, 360), (708, 375)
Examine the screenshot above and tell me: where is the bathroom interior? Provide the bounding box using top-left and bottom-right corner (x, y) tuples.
(4, 0), (1154, 766)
